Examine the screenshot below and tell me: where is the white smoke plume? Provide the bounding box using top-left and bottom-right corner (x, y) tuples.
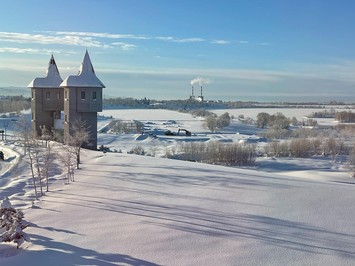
(190, 77), (210, 86)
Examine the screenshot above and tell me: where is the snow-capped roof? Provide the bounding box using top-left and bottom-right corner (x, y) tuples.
(60, 50), (105, 88)
(27, 55), (63, 88)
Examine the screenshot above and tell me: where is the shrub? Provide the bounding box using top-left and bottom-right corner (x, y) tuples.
(261, 128), (290, 139)
(336, 110), (355, 123)
(301, 118), (318, 127)
(263, 138), (350, 158)
(289, 138), (311, 158)
(322, 137), (337, 156)
(0, 197), (29, 249)
(264, 141), (289, 157)
(128, 146), (145, 155)
(179, 142), (256, 166)
(291, 128), (318, 138)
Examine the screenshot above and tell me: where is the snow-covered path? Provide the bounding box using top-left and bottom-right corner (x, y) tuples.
(2, 149), (355, 265)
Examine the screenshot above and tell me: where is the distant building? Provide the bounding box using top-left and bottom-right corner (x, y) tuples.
(197, 86), (204, 102)
(28, 51), (105, 149)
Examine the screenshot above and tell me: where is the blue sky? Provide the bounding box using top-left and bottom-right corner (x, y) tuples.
(0, 0), (355, 102)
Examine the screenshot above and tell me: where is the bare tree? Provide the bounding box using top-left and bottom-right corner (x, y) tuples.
(349, 144), (355, 178)
(203, 115), (218, 132)
(27, 155), (38, 199)
(68, 118), (90, 169)
(256, 112), (270, 128)
(269, 112), (290, 130)
(14, 114), (32, 156)
(27, 139), (41, 199)
(216, 112), (231, 129)
(42, 141), (56, 192)
(27, 137), (57, 197)
(40, 125), (52, 148)
(59, 144), (76, 183)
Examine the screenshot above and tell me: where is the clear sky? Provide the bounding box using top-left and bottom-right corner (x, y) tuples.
(0, 0), (355, 102)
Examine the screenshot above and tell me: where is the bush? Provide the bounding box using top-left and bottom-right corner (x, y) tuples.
(301, 118), (318, 127)
(179, 142), (256, 166)
(289, 138), (311, 158)
(263, 138), (350, 158)
(264, 141), (289, 157)
(0, 197), (29, 249)
(127, 145), (145, 155)
(336, 111), (355, 123)
(291, 128), (318, 138)
(261, 128), (290, 139)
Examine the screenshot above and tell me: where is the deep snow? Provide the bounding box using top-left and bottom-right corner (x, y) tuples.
(0, 108), (355, 265)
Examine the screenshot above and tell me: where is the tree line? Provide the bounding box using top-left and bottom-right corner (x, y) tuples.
(0, 96), (30, 115)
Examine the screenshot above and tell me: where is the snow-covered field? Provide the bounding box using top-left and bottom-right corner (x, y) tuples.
(1, 108), (355, 265)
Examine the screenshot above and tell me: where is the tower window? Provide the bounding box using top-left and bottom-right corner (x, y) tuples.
(64, 90), (68, 100)
(45, 91), (50, 100)
(65, 115), (68, 123)
(81, 91), (86, 100)
(57, 92), (61, 100)
(32, 91), (35, 100)
(93, 91), (97, 100)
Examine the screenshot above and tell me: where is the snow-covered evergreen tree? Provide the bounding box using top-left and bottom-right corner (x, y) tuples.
(0, 197), (29, 248)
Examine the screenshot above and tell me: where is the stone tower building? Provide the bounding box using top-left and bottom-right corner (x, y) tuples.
(28, 51), (104, 149)
(28, 55), (64, 136)
(60, 51), (105, 149)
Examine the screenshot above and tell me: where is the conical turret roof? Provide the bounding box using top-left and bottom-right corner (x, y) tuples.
(28, 55), (63, 88)
(60, 51), (105, 88)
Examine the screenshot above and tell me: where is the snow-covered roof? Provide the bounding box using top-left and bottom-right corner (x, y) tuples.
(27, 55), (63, 88)
(60, 51), (105, 88)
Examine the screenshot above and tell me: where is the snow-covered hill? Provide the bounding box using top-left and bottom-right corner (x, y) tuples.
(1, 149), (355, 265)
(1, 108), (355, 265)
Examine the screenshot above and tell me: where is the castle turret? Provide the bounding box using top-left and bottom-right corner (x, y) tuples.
(28, 55), (63, 136)
(60, 51), (105, 149)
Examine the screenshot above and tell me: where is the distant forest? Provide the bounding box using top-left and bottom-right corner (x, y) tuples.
(103, 97), (353, 111)
(0, 95), (353, 115)
(0, 96), (31, 115)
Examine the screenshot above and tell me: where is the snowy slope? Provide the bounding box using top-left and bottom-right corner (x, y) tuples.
(1, 149), (355, 265)
(0, 108), (355, 265)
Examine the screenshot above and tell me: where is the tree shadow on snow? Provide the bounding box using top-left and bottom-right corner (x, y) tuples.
(24, 233), (159, 266)
(79, 162), (304, 190)
(4, 155), (16, 163)
(145, 211), (355, 259)
(43, 190), (355, 260)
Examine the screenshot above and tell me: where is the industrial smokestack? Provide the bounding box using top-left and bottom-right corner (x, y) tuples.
(200, 86), (203, 97)
(192, 86), (194, 97)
